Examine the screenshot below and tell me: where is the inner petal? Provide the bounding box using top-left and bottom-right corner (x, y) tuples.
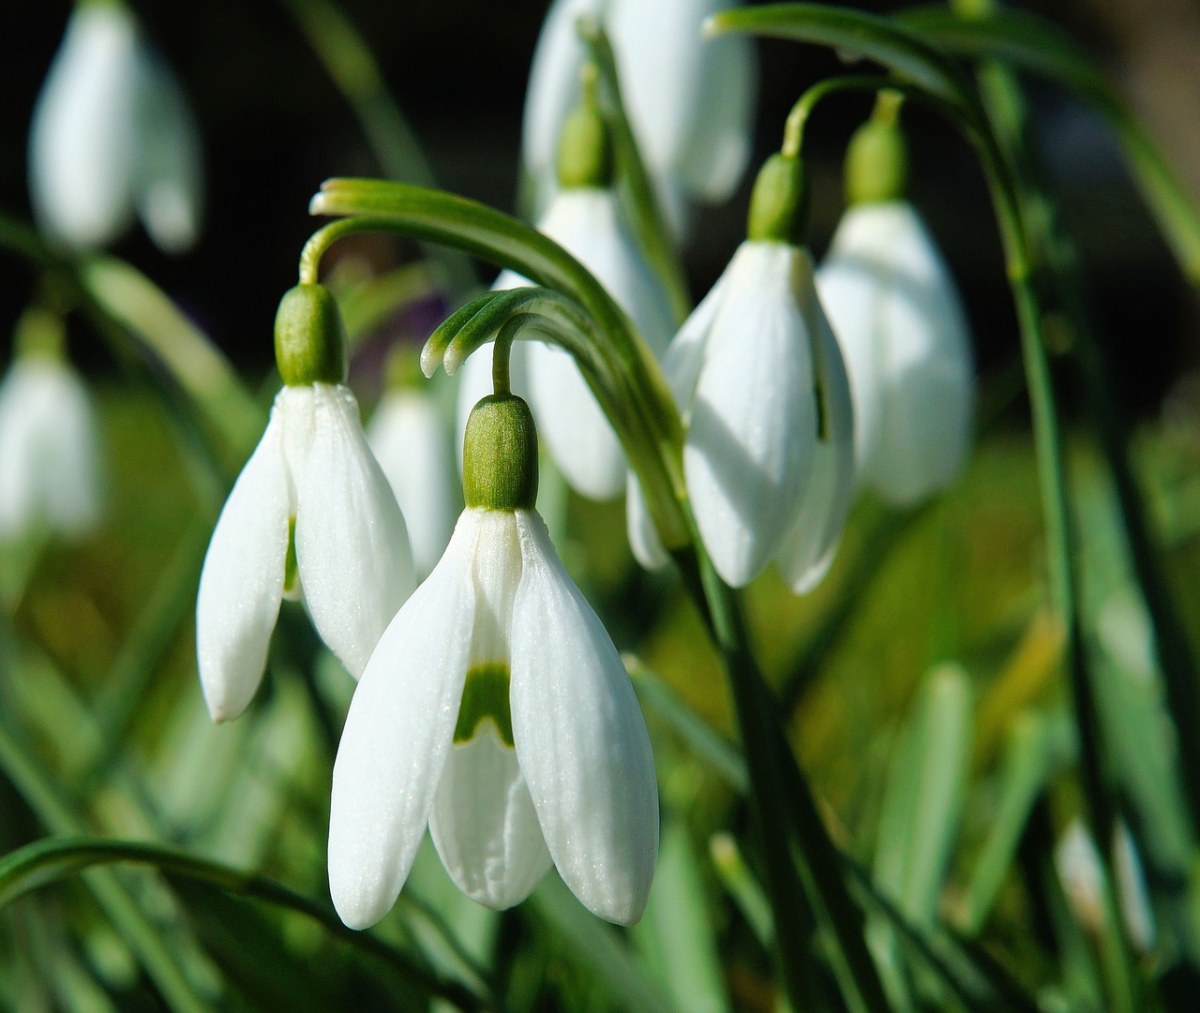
(429, 719), (552, 909)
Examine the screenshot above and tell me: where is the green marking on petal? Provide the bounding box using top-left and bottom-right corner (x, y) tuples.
(454, 663), (514, 747)
(283, 516), (299, 597)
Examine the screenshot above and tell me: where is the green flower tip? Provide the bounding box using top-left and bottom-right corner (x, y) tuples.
(747, 152), (809, 245)
(462, 394), (539, 512)
(14, 307), (67, 362)
(557, 65), (614, 190)
(846, 93), (909, 206)
(274, 283), (347, 387)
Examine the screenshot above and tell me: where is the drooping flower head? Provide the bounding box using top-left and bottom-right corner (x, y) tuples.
(522, 0), (757, 230)
(367, 348), (461, 580)
(457, 75), (674, 501)
(0, 308), (102, 541)
(633, 149), (855, 591)
(330, 390), (659, 927)
(816, 94), (974, 506)
(29, 0), (202, 252)
(196, 284), (415, 722)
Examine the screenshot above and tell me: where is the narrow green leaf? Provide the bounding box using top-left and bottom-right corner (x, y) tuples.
(633, 816), (731, 1013)
(0, 836), (486, 1009)
(900, 6), (1200, 285)
(875, 664), (973, 926)
(529, 875), (675, 1013)
(960, 711), (1061, 933)
(708, 3), (972, 109)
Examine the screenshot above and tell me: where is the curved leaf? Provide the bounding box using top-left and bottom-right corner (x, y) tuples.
(900, 6), (1200, 285)
(0, 836), (490, 1010)
(707, 3), (973, 109)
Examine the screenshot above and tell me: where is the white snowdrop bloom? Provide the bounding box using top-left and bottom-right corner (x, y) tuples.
(367, 385), (460, 579)
(29, 2), (202, 252)
(196, 286), (414, 722)
(0, 349), (102, 541)
(460, 187), (674, 502)
(817, 200), (974, 506)
(330, 394), (658, 928)
(663, 238), (854, 589)
(522, 0), (756, 227)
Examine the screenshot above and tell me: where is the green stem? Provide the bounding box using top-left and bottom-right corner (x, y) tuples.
(972, 118), (1141, 1013)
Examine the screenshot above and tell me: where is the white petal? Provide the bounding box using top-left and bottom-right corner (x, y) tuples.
(292, 385), (415, 678)
(133, 49), (202, 253)
(519, 0), (602, 211)
(776, 299), (856, 594)
(611, 0), (755, 202)
(510, 512), (659, 924)
(819, 202), (974, 505)
(429, 725), (553, 909)
(527, 341), (626, 499)
(0, 358), (102, 541)
(685, 242), (818, 586)
(196, 402), (290, 722)
(29, 5), (140, 248)
(662, 249), (740, 415)
(525, 189), (675, 500)
(367, 390), (460, 579)
(328, 509), (480, 929)
(626, 470), (669, 570)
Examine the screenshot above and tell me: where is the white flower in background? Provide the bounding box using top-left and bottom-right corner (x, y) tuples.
(196, 286), (414, 722)
(661, 238), (854, 589)
(457, 193), (674, 501)
(29, 1), (202, 252)
(0, 312), (102, 541)
(817, 203), (973, 506)
(367, 378), (461, 579)
(816, 97), (974, 506)
(522, 0), (756, 228)
(330, 394), (658, 927)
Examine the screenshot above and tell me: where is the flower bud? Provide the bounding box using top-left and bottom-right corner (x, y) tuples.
(556, 71), (614, 191)
(746, 152), (808, 245)
(845, 94), (908, 206)
(462, 394), (539, 512)
(274, 283), (347, 387)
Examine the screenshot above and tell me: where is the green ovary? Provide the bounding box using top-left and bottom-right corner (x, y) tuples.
(453, 663), (514, 747)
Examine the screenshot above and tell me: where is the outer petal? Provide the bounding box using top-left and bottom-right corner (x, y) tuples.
(685, 243), (818, 586)
(526, 189), (674, 500)
(293, 385), (415, 678)
(869, 205), (974, 504)
(29, 5), (139, 248)
(195, 403), (290, 722)
(776, 298), (856, 594)
(328, 510), (479, 929)
(39, 362), (103, 537)
(611, 0), (755, 203)
(429, 725), (553, 909)
(510, 512), (659, 924)
(819, 202), (974, 505)
(626, 470), (670, 570)
(133, 48), (202, 253)
(367, 389), (460, 579)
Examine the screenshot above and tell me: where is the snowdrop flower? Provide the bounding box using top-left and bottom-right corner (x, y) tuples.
(0, 310), (101, 541)
(197, 285), (415, 722)
(816, 98), (974, 506)
(634, 153), (854, 590)
(522, 0), (757, 229)
(330, 392), (658, 927)
(458, 86), (674, 501)
(367, 353), (461, 579)
(29, 1), (202, 252)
